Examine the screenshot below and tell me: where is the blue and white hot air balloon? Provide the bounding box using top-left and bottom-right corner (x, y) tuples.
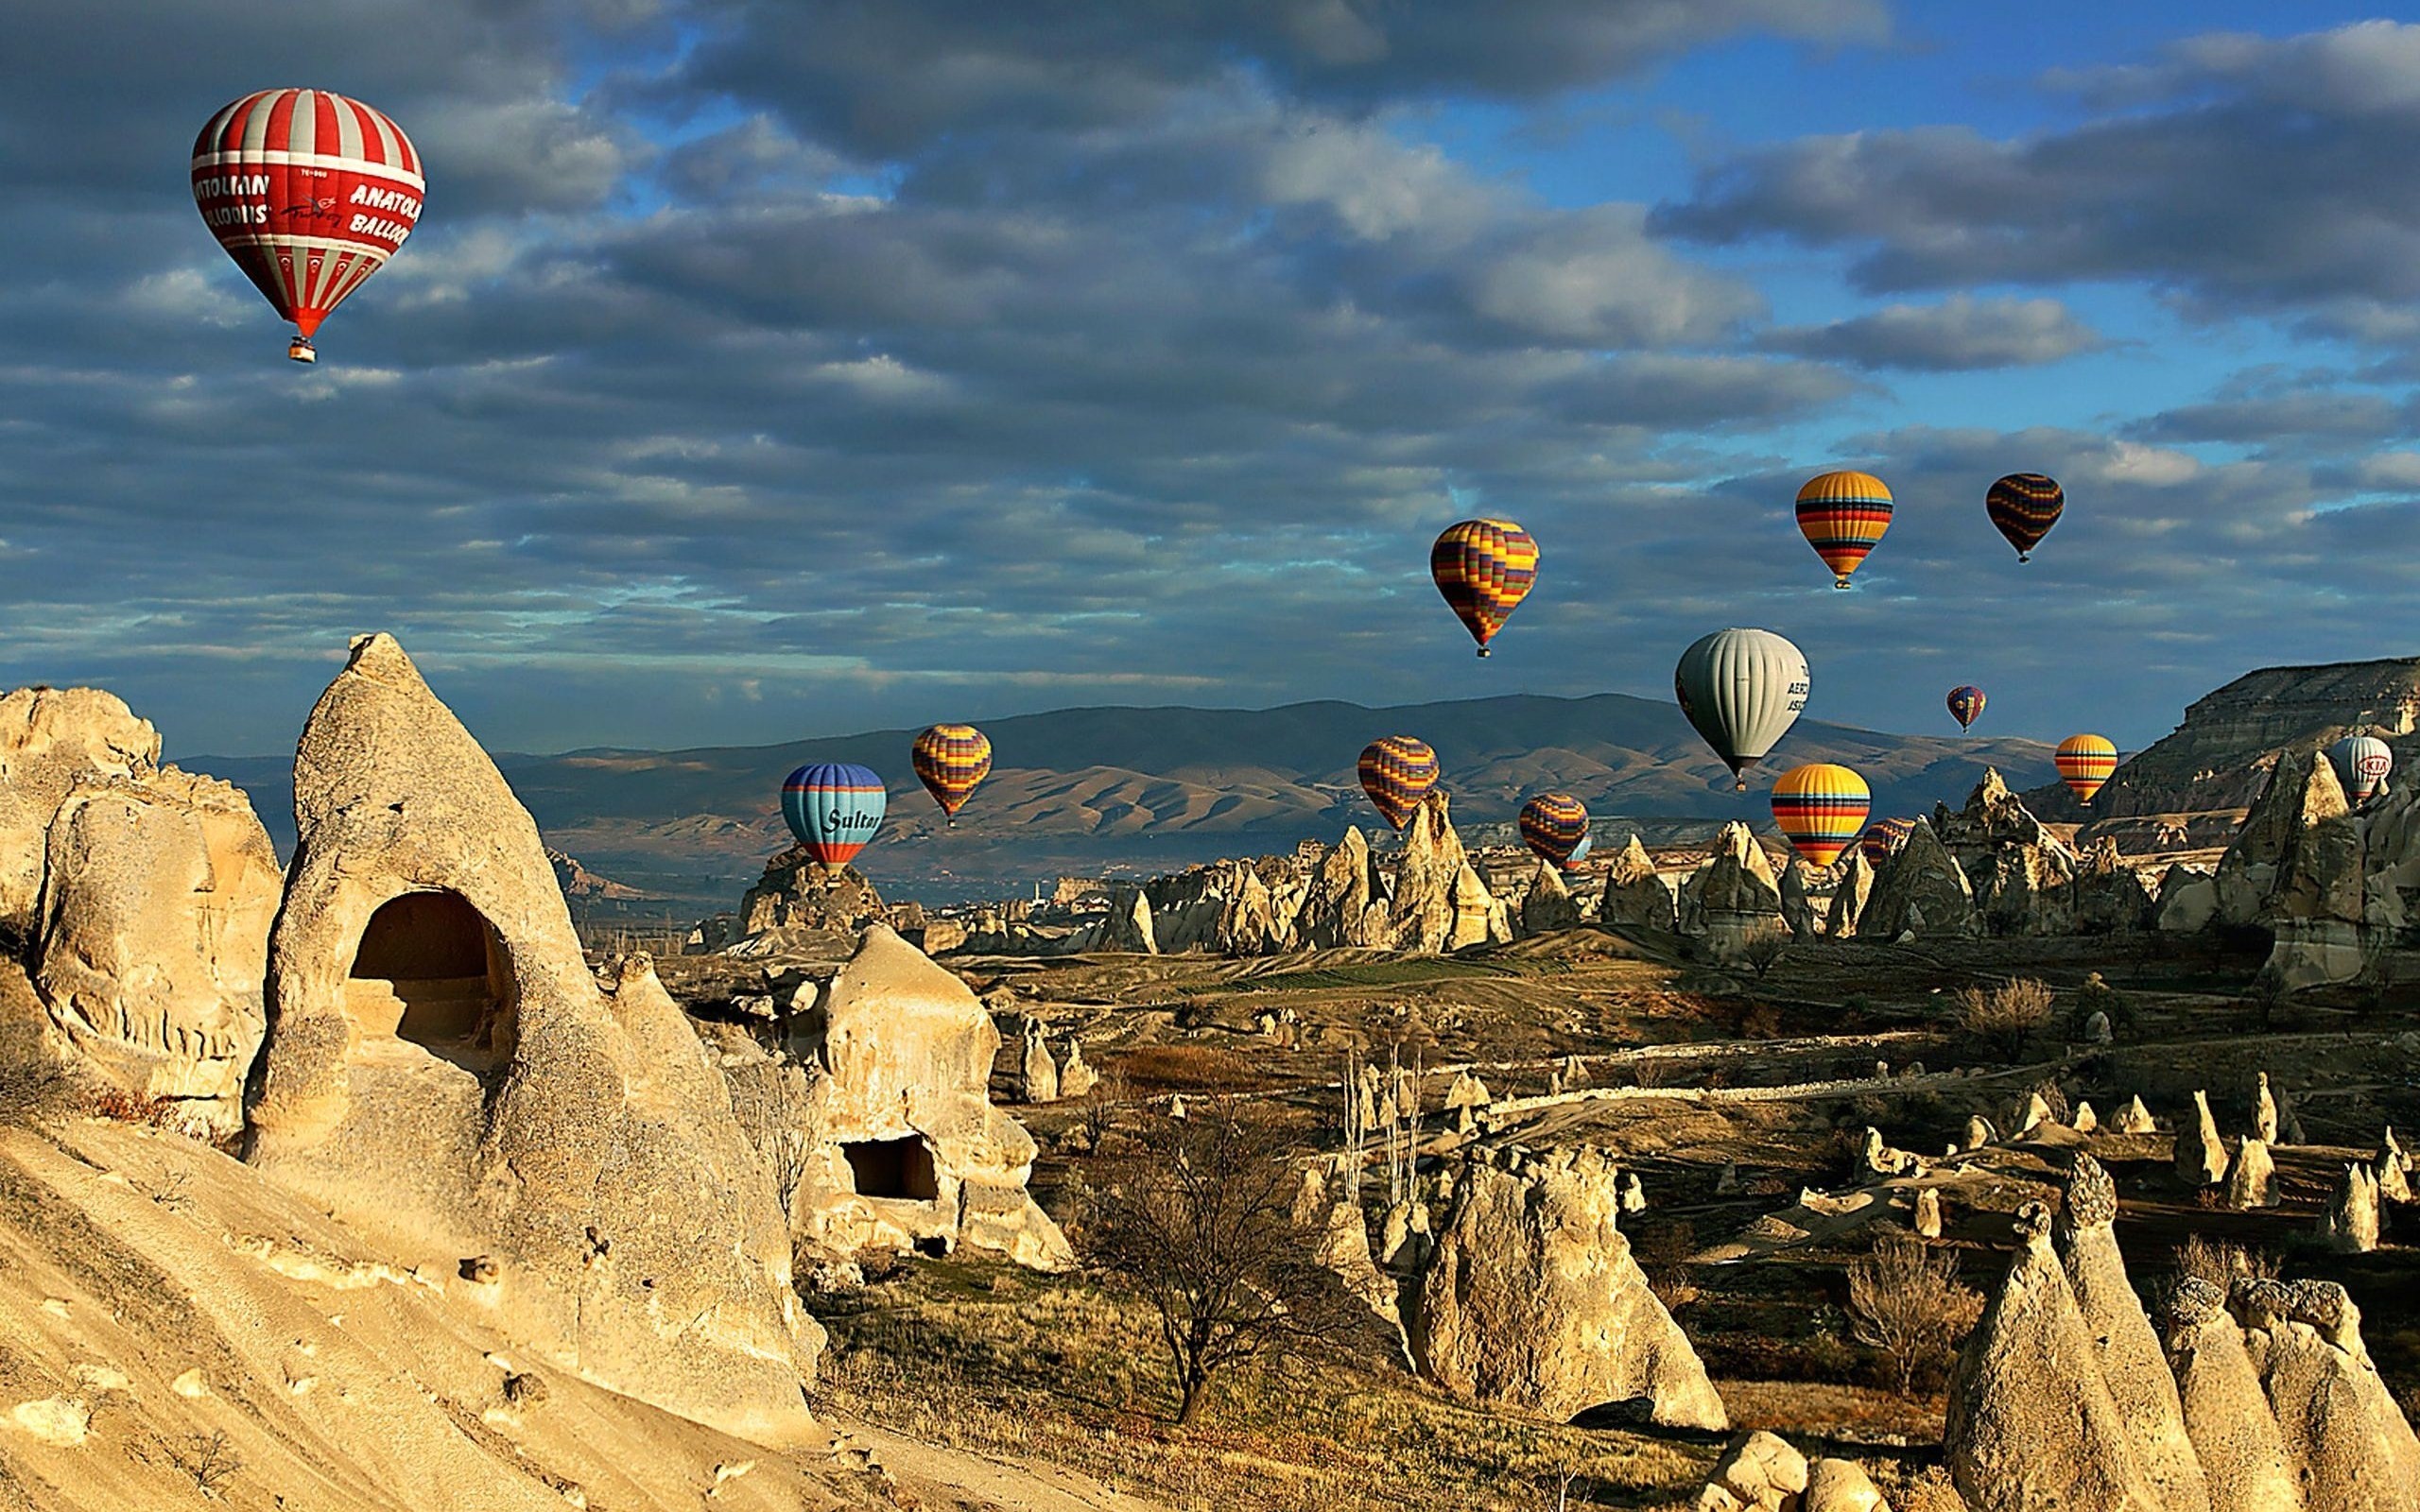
(781, 763), (887, 870)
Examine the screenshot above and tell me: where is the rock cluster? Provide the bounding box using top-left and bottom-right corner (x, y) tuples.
(1676, 822), (1788, 956)
(1689, 1431), (1892, 1511)
(1856, 771), (2164, 940)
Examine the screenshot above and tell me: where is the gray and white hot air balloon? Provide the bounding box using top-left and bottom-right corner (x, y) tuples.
(2330, 734), (2393, 804)
(1674, 627), (1810, 791)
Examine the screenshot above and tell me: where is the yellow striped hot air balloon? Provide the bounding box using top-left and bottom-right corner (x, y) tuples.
(2056, 734), (2118, 804)
(1430, 519), (1539, 657)
(1795, 471), (1893, 589)
(1358, 735), (1439, 830)
(911, 724), (992, 822)
(1771, 763), (1871, 869)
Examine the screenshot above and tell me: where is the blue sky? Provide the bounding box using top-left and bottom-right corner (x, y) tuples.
(6, 1), (2420, 763)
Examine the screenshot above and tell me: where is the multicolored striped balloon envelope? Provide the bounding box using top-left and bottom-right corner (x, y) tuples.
(1518, 792), (1591, 868)
(1771, 763), (1872, 868)
(2330, 734), (2394, 803)
(1357, 736), (1439, 831)
(1986, 473), (2064, 561)
(2055, 734), (2118, 804)
(911, 724), (993, 821)
(782, 762), (887, 868)
(192, 90), (424, 362)
(1946, 684), (1986, 731)
(1859, 816), (1915, 868)
(1794, 471), (1893, 589)
(1430, 519), (1539, 657)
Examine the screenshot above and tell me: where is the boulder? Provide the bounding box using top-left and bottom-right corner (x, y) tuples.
(1678, 822), (1786, 957)
(1824, 849), (1876, 937)
(1519, 860), (1582, 935)
(1913, 1187), (1944, 1240)
(1945, 1201), (2165, 1512)
(31, 768), (281, 1132)
(2060, 1155), (2214, 1512)
(1409, 1146), (1725, 1429)
(1295, 826), (1390, 948)
(2161, 1280), (2303, 1512)
(1804, 1458), (1890, 1512)
(1862, 819), (1979, 939)
(0, 686), (163, 935)
(244, 636), (815, 1447)
(1699, 1431), (1808, 1510)
(1599, 834), (1678, 931)
(2179, 1092), (2228, 1187)
(2236, 1279), (2420, 1511)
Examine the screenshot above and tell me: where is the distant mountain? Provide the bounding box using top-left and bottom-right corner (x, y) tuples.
(186, 691), (2053, 912)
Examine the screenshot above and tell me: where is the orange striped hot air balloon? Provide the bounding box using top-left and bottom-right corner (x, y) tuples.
(911, 724), (992, 823)
(1795, 471), (1893, 589)
(1771, 764), (1871, 869)
(2056, 734), (2118, 804)
(1430, 519), (1538, 657)
(1357, 735), (1439, 830)
(1986, 473), (2064, 561)
(1858, 816), (1915, 868)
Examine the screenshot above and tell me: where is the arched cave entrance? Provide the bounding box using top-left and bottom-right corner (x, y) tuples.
(841, 1136), (940, 1202)
(345, 889), (517, 1073)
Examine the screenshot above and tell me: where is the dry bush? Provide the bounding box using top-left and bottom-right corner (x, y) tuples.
(1117, 1044), (1251, 1093)
(1739, 925), (1789, 979)
(1080, 1065), (1130, 1147)
(2172, 1234), (2279, 1291)
(1846, 1231), (1982, 1397)
(1955, 978), (2055, 1060)
(1629, 1218), (1699, 1312)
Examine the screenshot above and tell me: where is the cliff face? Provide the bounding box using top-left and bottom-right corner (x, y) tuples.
(2026, 658), (2420, 823)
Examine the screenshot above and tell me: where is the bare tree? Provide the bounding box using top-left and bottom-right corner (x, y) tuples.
(1739, 925), (1789, 979)
(1082, 1098), (1373, 1424)
(1954, 978), (2055, 1061)
(1846, 1230), (1982, 1397)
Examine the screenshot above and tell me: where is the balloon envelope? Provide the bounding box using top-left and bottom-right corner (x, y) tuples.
(1674, 628), (1810, 789)
(1430, 519), (1539, 657)
(911, 724), (993, 818)
(782, 763), (887, 868)
(2055, 734), (2118, 804)
(1946, 685), (1986, 731)
(1358, 736), (1439, 831)
(1518, 792), (1591, 868)
(1986, 473), (2064, 560)
(1794, 471), (1893, 588)
(1772, 763), (1872, 869)
(1859, 816), (1915, 869)
(192, 90), (424, 354)
(2330, 734), (2394, 803)
(1566, 833), (1594, 868)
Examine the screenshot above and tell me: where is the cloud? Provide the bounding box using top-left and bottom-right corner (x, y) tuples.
(1760, 295), (2106, 371)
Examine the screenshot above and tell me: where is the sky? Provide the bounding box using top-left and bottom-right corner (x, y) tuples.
(8, 1), (2420, 761)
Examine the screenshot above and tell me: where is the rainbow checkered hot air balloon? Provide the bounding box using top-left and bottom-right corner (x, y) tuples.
(1771, 764), (1872, 869)
(1986, 473), (2065, 561)
(1518, 792), (1590, 868)
(782, 762), (887, 870)
(1357, 736), (1439, 831)
(1859, 816), (1915, 869)
(911, 724), (992, 823)
(1795, 471), (1893, 589)
(1430, 519), (1538, 657)
(2056, 734), (2118, 805)
(1946, 685), (1986, 731)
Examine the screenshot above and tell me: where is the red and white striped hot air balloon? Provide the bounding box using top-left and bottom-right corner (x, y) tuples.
(192, 90), (424, 363)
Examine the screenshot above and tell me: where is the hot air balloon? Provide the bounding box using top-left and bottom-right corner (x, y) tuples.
(911, 724), (992, 823)
(1674, 628), (1810, 791)
(1859, 816), (1915, 868)
(1566, 833), (1595, 868)
(1947, 685), (1986, 731)
(1795, 471), (1893, 589)
(2055, 734), (2118, 805)
(1518, 792), (1591, 868)
(1986, 473), (2064, 561)
(782, 763), (887, 870)
(1357, 736), (1439, 830)
(1430, 519), (1538, 657)
(2330, 734), (2394, 803)
(1772, 764), (1872, 869)
(192, 90), (424, 363)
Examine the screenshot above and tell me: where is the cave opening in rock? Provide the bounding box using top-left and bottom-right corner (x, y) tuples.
(841, 1136), (939, 1201)
(345, 889), (516, 1071)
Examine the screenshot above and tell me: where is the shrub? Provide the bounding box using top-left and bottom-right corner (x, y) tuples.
(1954, 978), (2055, 1060)
(1117, 1044), (1250, 1093)
(2172, 1234), (2278, 1291)
(1845, 1231), (1983, 1396)
(1738, 925), (1789, 979)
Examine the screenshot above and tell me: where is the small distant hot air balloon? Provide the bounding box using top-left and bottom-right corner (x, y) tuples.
(192, 90), (424, 363)
(1772, 764), (1872, 868)
(1357, 736), (1439, 830)
(1859, 817), (1915, 868)
(2330, 734), (2394, 803)
(2055, 735), (2118, 805)
(911, 724), (992, 823)
(1674, 628), (1810, 791)
(1795, 471), (1893, 589)
(1946, 685), (1986, 731)
(1519, 793), (1591, 868)
(1430, 519), (1538, 657)
(782, 763), (887, 871)
(1986, 473), (2065, 561)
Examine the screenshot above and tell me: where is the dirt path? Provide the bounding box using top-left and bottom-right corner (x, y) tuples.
(829, 1413), (1175, 1512)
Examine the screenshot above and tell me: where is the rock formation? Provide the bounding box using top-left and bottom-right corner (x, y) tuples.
(2060, 1156), (2214, 1512)
(1058, 1038), (1098, 1098)
(1861, 818), (1979, 939)
(1387, 792), (1512, 953)
(1913, 1186), (1944, 1239)
(737, 849), (887, 942)
(2118, 1096), (2159, 1136)
(2214, 749), (2345, 931)
(1019, 1023), (1061, 1103)
(2161, 1279), (2304, 1512)
(1295, 826), (1391, 947)
(2158, 865), (2220, 934)
(1599, 834), (1677, 931)
(244, 636), (816, 1447)
(2074, 837), (2160, 934)
(1824, 848), (1876, 937)
(1147, 857), (1302, 954)
(0, 686), (163, 934)
(2235, 1279), (2420, 1511)
(1677, 822), (1787, 957)
(2226, 1140), (2277, 1210)
(1409, 1146), (1725, 1429)
(1779, 857), (1818, 938)
(1698, 1431), (1808, 1510)
(1090, 884), (1158, 954)
(2319, 1164), (2380, 1254)
(1945, 1201), (2166, 1512)
(2254, 1074), (2280, 1144)
(1942, 771), (2083, 936)
(1519, 860), (1582, 935)
(2180, 1092), (2228, 1187)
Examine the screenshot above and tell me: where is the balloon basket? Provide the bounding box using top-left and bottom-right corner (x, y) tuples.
(1476, 646), (1491, 659)
(2018, 553), (2031, 562)
(1832, 577), (1851, 590)
(287, 337), (317, 364)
